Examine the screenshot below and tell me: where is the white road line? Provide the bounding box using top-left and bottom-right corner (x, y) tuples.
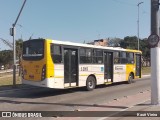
(97, 99), (150, 120)
(142, 75), (151, 77)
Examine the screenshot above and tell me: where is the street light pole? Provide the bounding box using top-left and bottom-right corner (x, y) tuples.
(10, 0), (27, 87)
(12, 25), (16, 86)
(137, 2), (143, 50)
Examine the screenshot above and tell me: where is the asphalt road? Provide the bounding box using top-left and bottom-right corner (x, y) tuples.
(0, 77), (150, 112)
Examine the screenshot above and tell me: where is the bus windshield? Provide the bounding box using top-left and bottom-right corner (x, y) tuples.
(22, 39), (44, 60)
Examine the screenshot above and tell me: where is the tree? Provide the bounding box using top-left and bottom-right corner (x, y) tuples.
(108, 37), (123, 47)
(120, 36), (138, 49)
(16, 39), (23, 59)
(139, 38), (150, 59)
(119, 36), (150, 59)
(0, 50), (13, 68)
(0, 38), (23, 68)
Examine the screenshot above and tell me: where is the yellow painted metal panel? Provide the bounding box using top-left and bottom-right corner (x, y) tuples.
(45, 39), (54, 79)
(21, 39), (54, 81)
(22, 60), (45, 81)
(126, 64), (135, 80)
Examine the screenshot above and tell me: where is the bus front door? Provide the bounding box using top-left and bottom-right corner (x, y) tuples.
(104, 52), (113, 83)
(64, 49), (78, 87)
(136, 54), (141, 78)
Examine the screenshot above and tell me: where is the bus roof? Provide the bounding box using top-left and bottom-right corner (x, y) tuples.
(27, 39), (142, 53)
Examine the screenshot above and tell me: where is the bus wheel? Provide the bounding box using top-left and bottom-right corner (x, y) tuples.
(128, 73), (133, 84)
(86, 76), (96, 91)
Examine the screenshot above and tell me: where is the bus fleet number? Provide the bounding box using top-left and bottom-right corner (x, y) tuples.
(81, 67), (88, 71)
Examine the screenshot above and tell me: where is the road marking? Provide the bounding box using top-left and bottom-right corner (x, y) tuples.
(97, 99), (150, 120)
(142, 75), (150, 77)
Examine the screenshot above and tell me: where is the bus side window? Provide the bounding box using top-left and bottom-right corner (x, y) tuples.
(80, 48), (92, 63)
(114, 52), (120, 64)
(93, 49), (103, 64)
(120, 52), (127, 64)
(127, 52), (134, 64)
(51, 44), (62, 63)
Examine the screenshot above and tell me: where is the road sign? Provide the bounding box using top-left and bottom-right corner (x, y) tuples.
(148, 34), (159, 48)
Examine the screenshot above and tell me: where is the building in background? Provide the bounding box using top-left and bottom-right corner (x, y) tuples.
(87, 39), (109, 46)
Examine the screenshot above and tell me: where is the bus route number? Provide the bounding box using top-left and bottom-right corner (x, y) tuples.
(81, 67), (88, 71)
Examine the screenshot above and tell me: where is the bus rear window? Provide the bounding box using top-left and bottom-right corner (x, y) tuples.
(22, 40), (44, 60)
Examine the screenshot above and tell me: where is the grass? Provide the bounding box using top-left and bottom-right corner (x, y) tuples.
(0, 74), (21, 86)
(142, 67), (151, 75)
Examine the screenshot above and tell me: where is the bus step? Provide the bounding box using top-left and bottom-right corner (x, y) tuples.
(104, 82), (112, 85)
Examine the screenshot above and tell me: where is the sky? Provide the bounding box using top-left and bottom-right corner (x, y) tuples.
(0, 0), (150, 50)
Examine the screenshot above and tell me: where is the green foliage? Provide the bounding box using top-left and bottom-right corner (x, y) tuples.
(109, 36), (150, 59)
(16, 39), (23, 59)
(120, 36), (138, 49)
(108, 37), (123, 47)
(0, 39), (23, 68)
(119, 36), (150, 59)
(0, 50), (13, 66)
(139, 38), (150, 58)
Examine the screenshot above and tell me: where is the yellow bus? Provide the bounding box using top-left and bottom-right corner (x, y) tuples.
(21, 39), (142, 91)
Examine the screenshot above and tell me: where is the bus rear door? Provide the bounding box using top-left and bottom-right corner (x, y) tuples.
(64, 48), (78, 87)
(104, 52), (113, 83)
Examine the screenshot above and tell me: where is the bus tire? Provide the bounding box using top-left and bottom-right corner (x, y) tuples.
(128, 73), (133, 84)
(86, 76), (96, 91)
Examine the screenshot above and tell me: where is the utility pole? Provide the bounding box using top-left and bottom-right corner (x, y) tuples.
(10, 0), (27, 87)
(150, 0), (160, 105)
(137, 2), (143, 50)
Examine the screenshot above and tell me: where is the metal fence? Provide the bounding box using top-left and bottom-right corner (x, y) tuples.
(142, 57), (150, 67)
